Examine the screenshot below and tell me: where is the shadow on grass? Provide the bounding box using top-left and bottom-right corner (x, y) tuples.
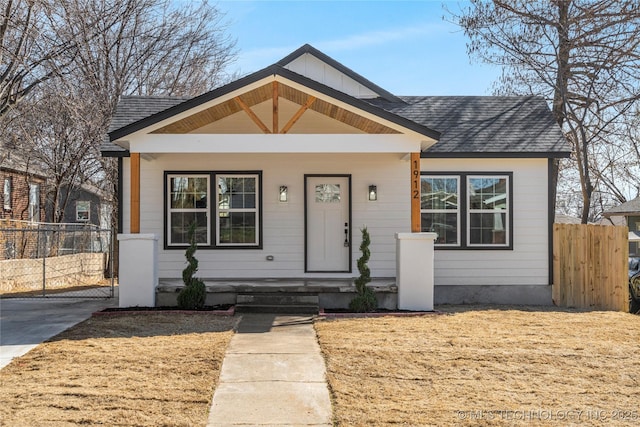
(46, 313), (238, 342)
(435, 303), (634, 314)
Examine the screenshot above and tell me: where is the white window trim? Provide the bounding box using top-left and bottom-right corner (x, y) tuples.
(167, 174), (211, 246)
(28, 183), (40, 223)
(466, 175), (510, 248)
(3, 177), (11, 211)
(76, 201), (91, 222)
(215, 173), (260, 247)
(420, 175), (460, 247)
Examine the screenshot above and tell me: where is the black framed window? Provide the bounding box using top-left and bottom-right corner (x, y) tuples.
(216, 175), (259, 246)
(420, 176), (459, 246)
(165, 171), (261, 249)
(421, 172), (513, 249)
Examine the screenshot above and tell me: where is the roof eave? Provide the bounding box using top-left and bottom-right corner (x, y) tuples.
(421, 151), (572, 159)
(101, 150), (130, 158)
(109, 64), (440, 142)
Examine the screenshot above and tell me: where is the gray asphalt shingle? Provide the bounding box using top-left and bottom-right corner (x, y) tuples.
(103, 94), (568, 156)
(102, 47), (569, 158)
(603, 196), (640, 216)
(103, 96), (190, 153)
(367, 96), (568, 155)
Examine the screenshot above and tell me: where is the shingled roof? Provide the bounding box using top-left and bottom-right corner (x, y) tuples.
(102, 45), (571, 158)
(102, 96), (190, 155)
(366, 96), (569, 157)
(602, 196), (640, 216)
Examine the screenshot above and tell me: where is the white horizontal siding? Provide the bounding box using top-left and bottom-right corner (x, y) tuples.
(133, 153), (410, 279)
(422, 158), (550, 286)
(121, 154), (550, 286)
(284, 53), (380, 99)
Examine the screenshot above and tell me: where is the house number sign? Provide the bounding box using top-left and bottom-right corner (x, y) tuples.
(411, 152), (421, 232)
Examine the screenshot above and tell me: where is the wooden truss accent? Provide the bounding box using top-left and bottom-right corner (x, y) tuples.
(151, 82), (400, 135)
(281, 96), (316, 134)
(272, 82), (279, 134)
(234, 96), (271, 133)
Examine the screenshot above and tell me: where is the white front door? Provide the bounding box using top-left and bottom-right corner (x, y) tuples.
(305, 175), (351, 272)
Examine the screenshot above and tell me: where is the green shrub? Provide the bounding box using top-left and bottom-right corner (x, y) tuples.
(349, 227), (377, 312)
(177, 222), (206, 309)
(177, 278), (206, 309)
(349, 287), (377, 312)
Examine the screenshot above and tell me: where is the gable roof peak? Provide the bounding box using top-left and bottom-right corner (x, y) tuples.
(277, 44), (403, 103)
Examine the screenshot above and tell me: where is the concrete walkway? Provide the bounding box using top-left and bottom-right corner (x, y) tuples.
(0, 296), (116, 369)
(207, 314), (332, 427)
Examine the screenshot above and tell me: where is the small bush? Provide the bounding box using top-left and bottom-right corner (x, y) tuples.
(349, 287), (377, 312)
(177, 279), (206, 309)
(177, 222), (206, 310)
(349, 227), (377, 312)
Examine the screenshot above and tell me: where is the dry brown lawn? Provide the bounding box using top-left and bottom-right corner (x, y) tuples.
(0, 314), (237, 427)
(316, 306), (640, 426)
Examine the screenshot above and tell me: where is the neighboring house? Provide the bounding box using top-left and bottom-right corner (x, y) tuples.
(0, 148), (46, 223)
(602, 196), (640, 256)
(554, 214), (583, 225)
(46, 183), (112, 228)
(102, 44), (571, 305)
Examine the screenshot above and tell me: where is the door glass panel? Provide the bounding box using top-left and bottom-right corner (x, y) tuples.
(315, 184), (341, 203)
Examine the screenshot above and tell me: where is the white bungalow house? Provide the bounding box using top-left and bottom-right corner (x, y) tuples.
(102, 44), (570, 308)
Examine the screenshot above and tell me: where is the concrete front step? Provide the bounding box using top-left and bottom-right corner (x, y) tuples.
(235, 304), (319, 314)
(235, 293), (319, 314)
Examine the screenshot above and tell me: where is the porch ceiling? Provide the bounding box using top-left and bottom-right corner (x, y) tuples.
(151, 82), (400, 135)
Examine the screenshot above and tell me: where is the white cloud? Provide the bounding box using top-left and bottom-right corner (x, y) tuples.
(234, 22), (448, 74)
(315, 23), (448, 52)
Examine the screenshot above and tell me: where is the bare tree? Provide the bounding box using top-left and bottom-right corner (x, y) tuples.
(65, 0), (236, 231)
(0, 0), (98, 118)
(66, 0), (236, 124)
(5, 0), (237, 226)
(12, 80), (103, 223)
(449, 0), (640, 222)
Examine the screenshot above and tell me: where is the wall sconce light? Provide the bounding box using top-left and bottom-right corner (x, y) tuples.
(279, 185), (288, 202)
(368, 185), (377, 201)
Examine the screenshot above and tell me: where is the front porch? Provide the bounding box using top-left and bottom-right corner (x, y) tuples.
(156, 278), (398, 311)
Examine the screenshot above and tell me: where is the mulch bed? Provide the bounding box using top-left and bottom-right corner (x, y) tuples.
(318, 307), (442, 318)
(94, 304), (235, 316)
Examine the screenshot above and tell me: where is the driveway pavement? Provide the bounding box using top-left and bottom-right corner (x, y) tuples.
(0, 296), (117, 369)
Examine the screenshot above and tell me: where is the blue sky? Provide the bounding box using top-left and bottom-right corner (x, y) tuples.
(217, 0), (501, 96)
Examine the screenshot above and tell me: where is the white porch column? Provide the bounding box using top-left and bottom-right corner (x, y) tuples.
(117, 234), (158, 307)
(395, 232), (437, 311)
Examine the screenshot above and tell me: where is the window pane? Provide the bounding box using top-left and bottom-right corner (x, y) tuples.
(217, 175), (259, 246)
(219, 212), (256, 244)
(469, 212), (506, 244)
(468, 178), (507, 210)
(231, 194), (244, 209)
(76, 201), (90, 221)
(171, 177), (207, 209)
(422, 212), (458, 244)
(421, 177), (458, 210)
(3, 178), (11, 210)
(315, 184), (341, 203)
(170, 212), (208, 244)
(244, 194), (256, 209)
(220, 177), (256, 209)
(28, 183), (39, 222)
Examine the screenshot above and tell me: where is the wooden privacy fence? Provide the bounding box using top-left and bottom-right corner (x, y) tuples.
(553, 223), (628, 312)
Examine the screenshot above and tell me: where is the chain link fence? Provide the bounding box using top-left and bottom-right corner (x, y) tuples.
(0, 220), (115, 298)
